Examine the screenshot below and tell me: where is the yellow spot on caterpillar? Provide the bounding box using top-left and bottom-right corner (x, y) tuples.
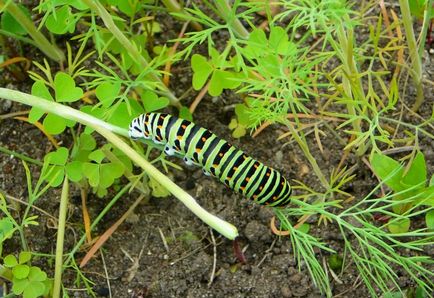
(233, 166), (238, 171)
(272, 196), (277, 201)
(243, 155), (247, 159)
(240, 186), (245, 191)
(259, 186), (263, 190)
(196, 148), (202, 153)
(266, 172), (270, 177)
(182, 124), (187, 129)
(160, 115), (164, 119)
(254, 164), (258, 168)
(219, 152), (224, 157)
(213, 164), (218, 168)
(201, 137), (207, 142)
(245, 177), (250, 182)
(157, 125), (163, 129)
(177, 136), (183, 140)
(227, 176), (232, 180)
(253, 195), (257, 200)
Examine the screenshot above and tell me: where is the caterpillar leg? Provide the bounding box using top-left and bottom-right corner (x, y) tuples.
(183, 156), (194, 166)
(164, 145), (176, 156)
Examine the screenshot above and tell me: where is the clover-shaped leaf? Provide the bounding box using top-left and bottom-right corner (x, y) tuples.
(42, 147), (69, 187)
(388, 218), (410, 234)
(4, 254), (18, 267)
(29, 81), (54, 123)
(95, 82), (121, 108)
(19, 251), (31, 264)
(13, 264), (30, 279)
(191, 54), (213, 90)
(54, 72), (83, 102)
(45, 5), (78, 34)
(142, 90), (169, 112)
(0, 218), (15, 241)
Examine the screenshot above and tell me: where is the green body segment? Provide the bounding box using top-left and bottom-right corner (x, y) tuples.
(129, 112), (292, 206)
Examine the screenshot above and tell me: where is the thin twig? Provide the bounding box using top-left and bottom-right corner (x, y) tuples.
(100, 251), (112, 298)
(158, 227), (170, 253)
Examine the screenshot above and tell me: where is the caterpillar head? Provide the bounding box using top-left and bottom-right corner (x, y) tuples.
(129, 114), (150, 140)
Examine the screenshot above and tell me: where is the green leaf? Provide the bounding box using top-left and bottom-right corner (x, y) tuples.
(12, 277), (27, 295)
(179, 106), (193, 121)
(23, 281), (46, 298)
(99, 163), (124, 188)
(142, 90), (170, 112)
(88, 149), (105, 164)
(79, 133), (96, 151)
(95, 82), (121, 108)
(29, 81), (54, 123)
(426, 210), (434, 230)
(107, 100), (144, 128)
(149, 177), (170, 197)
(43, 165), (65, 187)
(54, 72), (83, 102)
(4, 254), (18, 267)
(0, 218), (15, 240)
(43, 113), (67, 135)
(191, 54), (213, 90)
(82, 163), (99, 187)
(388, 218), (410, 234)
(45, 5), (77, 34)
(18, 252), (31, 264)
(44, 147), (68, 166)
(402, 152), (426, 188)
(371, 153), (405, 192)
(28, 266), (47, 282)
(0, 4), (31, 35)
(297, 223), (310, 234)
(235, 103), (252, 126)
(328, 254), (343, 271)
(65, 161), (83, 182)
(12, 264), (30, 279)
(269, 26), (290, 55)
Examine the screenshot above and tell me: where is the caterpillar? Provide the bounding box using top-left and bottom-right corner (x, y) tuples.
(129, 113), (291, 207)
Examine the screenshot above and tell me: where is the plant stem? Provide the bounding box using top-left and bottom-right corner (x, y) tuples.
(81, 0), (181, 108)
(418, 0), (433, 57)
(52, 178), (69, 298)
(161, 0), (203, 31)
(0, 0), (65, 62)
(0, 145), (43, 166)
(214, 0), (249, 39)
(398, 0), (425, 111)
(0, 88), (238, 240)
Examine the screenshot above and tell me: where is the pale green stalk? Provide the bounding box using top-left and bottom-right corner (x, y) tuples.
(81, 0), (181, 108)
(398, 0), (424, 111)
(0, 88), (238, 240)
(52, 179), (69, 298)
(214, 0), (249, 39)
(418, 0), (433, 57)
(0, 0), (65, 62)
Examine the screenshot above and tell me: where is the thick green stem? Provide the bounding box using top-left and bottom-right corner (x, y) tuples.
(81, 0), (181, 108)
(52, 179), (69, 298)
(0, 0), (65, 62)
(398, 0), (424, 111)
(0, 88), (238, 240)
(214, 0), (249, 40)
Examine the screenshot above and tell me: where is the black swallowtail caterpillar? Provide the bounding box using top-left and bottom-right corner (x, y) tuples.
(129, 113), (292, 207)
